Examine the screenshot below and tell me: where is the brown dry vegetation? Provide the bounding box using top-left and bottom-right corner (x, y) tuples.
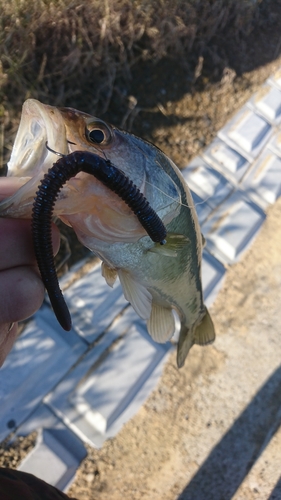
(0, 0), (272, 167)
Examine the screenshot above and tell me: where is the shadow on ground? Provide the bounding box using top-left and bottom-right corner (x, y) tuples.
(178, 365), (281, 500)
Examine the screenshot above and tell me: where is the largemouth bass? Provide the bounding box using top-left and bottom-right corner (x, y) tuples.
(0, 99), (215, 367)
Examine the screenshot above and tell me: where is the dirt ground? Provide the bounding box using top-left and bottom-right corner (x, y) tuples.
(2, 9), (281, 499)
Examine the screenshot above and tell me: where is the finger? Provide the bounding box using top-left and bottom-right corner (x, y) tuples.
(0, 266), (45, 324)
(0, 323), (18, 367)
(0, 177), (27, 200)
(0, 219), (60, 271)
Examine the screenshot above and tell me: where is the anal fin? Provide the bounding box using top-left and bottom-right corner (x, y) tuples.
(147, 303), (175, 343)
(118, 269), (152, 320)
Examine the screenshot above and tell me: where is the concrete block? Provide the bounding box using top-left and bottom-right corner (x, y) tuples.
(18, 419), (87, 492)
(267, 129), (281, 158)
(202, 250), (226, 307)
(267, 67), (281, 91)
(202, 191), (266, 264)
(46, 307), (171, 447)
(218, 106), (272, 162)
(189, 190), (213, 224)
(182, 158), (233, 209)
(203, 138), (250, 184)
(247, 83), (281, 125)
(242, 148), (281, 208)
(0, 307), (87, 442)
(63, 262), (128, 343)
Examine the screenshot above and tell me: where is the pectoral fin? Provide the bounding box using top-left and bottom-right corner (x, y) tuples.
(148, 233), (189, 258)
(101, 262), (118, 288)
(118, 269), (152, 320)
(147, 303), (175, 343)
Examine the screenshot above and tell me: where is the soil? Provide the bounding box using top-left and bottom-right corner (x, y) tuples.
(1, 9), (281, 500)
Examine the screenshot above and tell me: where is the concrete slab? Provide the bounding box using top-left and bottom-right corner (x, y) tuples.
(182, 157), (233, 209)
(18, 405), (87, 492)
(0, 306), (87, 442)
(203, 137), (251, 184)
(189, 190), (213, 225)
(267, 129), (281, 158)
(46, 307), (171, 448)
(267, 67), (281, 91)
(247, 83), (281, 125)
(202, 250), (226, 307)
(218, 106), (272, 162)
(63, 262), (127, 343)
(242, 148), (281, 208)
(15, 404), (66, 436)
(202, 191), (266, 264)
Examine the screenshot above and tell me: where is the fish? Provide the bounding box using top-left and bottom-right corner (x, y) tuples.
(0, 98), (215, 367)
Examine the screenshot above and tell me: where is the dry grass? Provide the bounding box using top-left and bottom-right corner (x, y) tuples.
(0, 0), (263, 146)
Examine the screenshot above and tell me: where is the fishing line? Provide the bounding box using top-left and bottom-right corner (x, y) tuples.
(142, 178), (214, 210)
(131, 141), (214, 210)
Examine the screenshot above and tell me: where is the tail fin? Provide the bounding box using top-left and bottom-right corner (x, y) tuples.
(193, 308), (215, 346)
(176, 308), (215, 368)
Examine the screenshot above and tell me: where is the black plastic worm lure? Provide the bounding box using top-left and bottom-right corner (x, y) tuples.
(32, 150), (167, 331)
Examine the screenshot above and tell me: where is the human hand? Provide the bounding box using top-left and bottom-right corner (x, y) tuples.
(0, 178), (60, 366)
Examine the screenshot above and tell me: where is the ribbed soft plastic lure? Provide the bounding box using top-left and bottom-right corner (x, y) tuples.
(32, 150), (167, 330)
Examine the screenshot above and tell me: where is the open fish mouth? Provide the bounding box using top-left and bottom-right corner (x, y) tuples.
(0, 100), (71, 217)
(7, 99), (69, 177)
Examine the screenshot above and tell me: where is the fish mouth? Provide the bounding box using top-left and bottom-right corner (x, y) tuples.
(0, 99), (70, 217)
(7, 99), (68, 177)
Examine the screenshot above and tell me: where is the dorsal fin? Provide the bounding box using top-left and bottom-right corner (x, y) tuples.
(118, 269), (152, 319)
(101, 262), (118, 288)
(147, 303), (175, 343)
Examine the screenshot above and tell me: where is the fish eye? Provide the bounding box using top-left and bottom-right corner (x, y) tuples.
(88, 129), (104, 143)
(86, 121), (112, 145)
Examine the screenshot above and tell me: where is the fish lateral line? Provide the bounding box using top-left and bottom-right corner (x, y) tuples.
(32, 150), (168, 331)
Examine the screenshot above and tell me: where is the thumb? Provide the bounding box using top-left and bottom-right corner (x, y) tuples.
(0, 177), (27, 201)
